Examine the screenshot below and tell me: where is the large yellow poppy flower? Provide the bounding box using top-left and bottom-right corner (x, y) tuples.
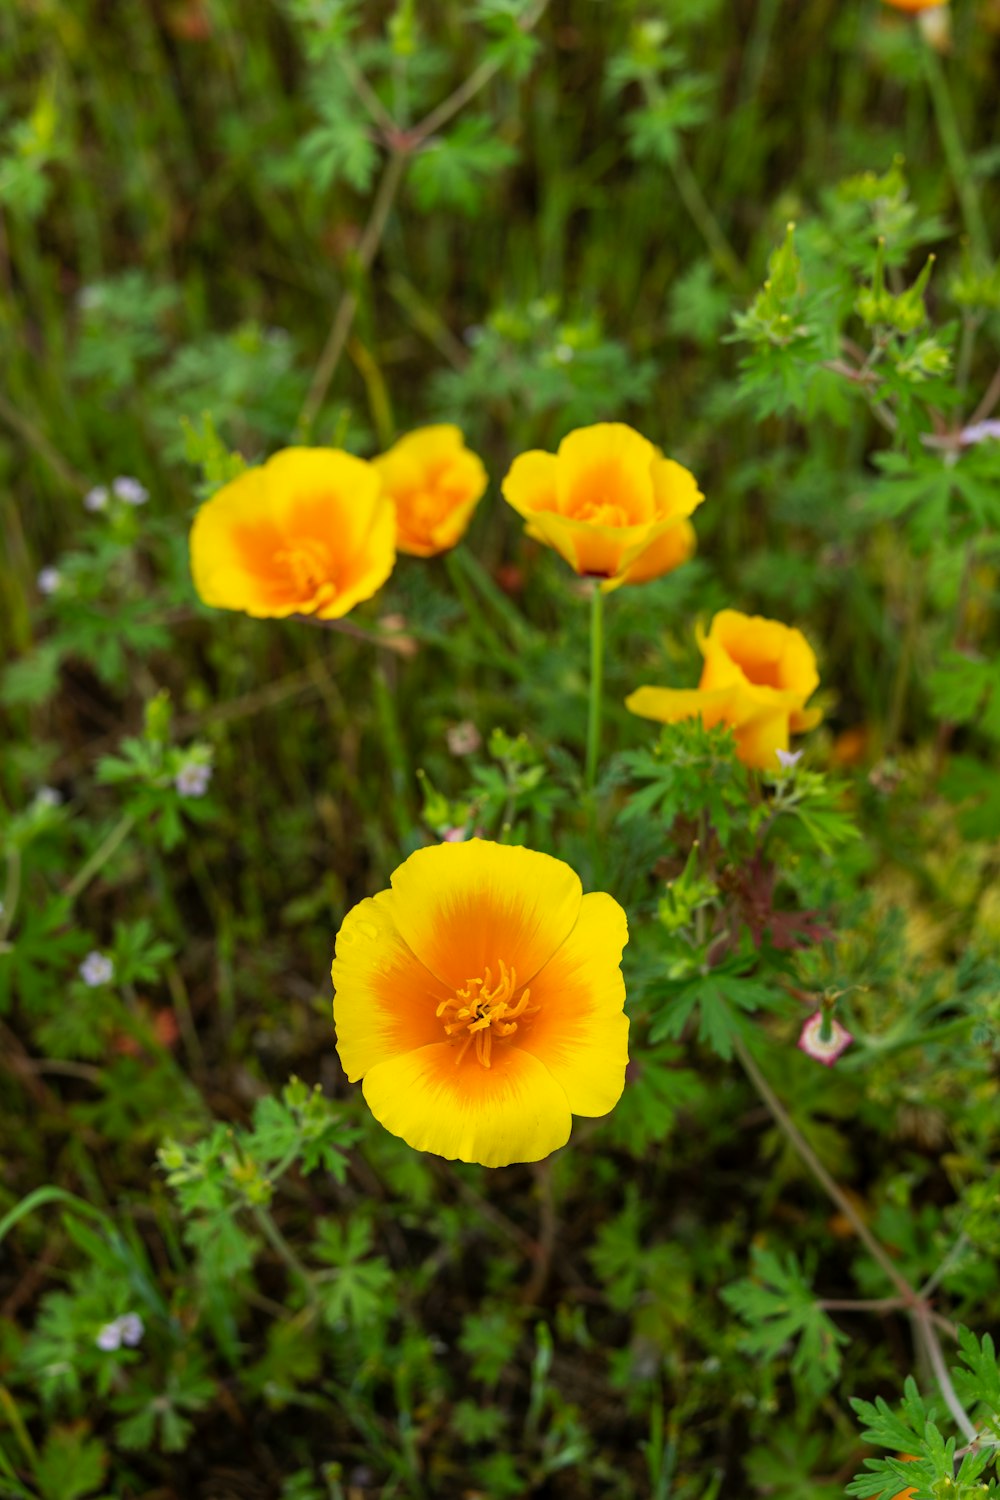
(501, 422), (703, 592)
(626, 610), (822, 770)
(331, 840), (629, 1167)
(189, 447), (395, 620)
(373, 425), (488, 557)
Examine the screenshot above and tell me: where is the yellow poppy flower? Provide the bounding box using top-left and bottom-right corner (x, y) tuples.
(189, 447), (395, 620)
(501, 422), (703, 592)
(626, 609), (822, 770)
(373, 425), (488, 557)
(331, 839), (629, 1167)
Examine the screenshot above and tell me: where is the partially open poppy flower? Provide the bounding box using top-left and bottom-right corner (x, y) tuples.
(501, 423), (703, 592)
(626, 610), (821, 769)
(331, 840), (629, 1167)
(189, 447), (395, 620)
(373, 425), (488, 557)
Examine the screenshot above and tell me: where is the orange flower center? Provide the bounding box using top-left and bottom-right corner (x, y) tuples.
(728, 647), (785, 689)
(571, 498), (631, 527)
(436, 960), (538, 1068)
(274, 538), (336, 604)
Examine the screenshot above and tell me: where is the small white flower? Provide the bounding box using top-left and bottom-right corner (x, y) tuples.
(118, 1313), (145, 1347)
(34, 786), (63, 809)
(84, 485), (109, 512)
(798, 1011), (853, 1067)
(960, 419), (1000, 446)
(174, 762), (212, 798)
(776, 748), (803, 770)
(77, 285), (103, 311)
(112, 476), (149, 505)
(441, 827), (468, 843)
(96, 1321), (123, 1351)
(553, 342), (575, 364)
(96, 1312), (144, 1351)
(80, 951), (114, 987)
(37, 567), (61, 596)
(445, 721), (481, 757)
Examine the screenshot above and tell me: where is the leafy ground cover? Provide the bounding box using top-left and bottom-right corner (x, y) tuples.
(2, 1), (1000, 1496)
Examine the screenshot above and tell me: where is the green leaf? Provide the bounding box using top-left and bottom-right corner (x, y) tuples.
(722, 1246), (848, 1397)
(941, 755), (1000, 839)
(34, 1425), (107, 1500)
(0, 644), (62, 708)
(649, 969), (779, 1059)
(312, 1218), (393, 1328)
(409, 118), (518, 215)
(298, 98), (377, 193)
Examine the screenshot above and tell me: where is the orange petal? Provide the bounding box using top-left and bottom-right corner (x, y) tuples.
(331, 894), (449, 1081)
(386, 839), (583, 993)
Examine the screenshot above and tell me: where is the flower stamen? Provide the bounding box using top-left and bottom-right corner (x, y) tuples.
(436, 960), (538, 1068)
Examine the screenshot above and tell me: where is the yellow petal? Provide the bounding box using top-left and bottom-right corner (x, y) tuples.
(189, 466), (292, 615)
(734, 710), (792, 769)
(790, 704), (823, 733)
(331, 894), (449, 1081)
(650, 456), (705, 522)
(501, 450), (560, 519)
(555, 423), (658, 524)
(314, 489), (396, 619)
(625, 685), (738, 727)
(188, 446), (396, 620)
(523, 508), (631, 578)
(386, 839), (582, 992)
(362, 1041), (572, 1166)
(514, 893), (629, 1116)
(609, 516), (696, 590)
(375, 426), (488, 557)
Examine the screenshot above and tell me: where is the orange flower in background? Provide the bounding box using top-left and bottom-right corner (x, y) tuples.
(189, 447), (395, 620)
(882, 0), (946, 10)
(626, 610), (821, 769)
(501, 422), (704, 592)
(373, 425), (488, 557)
(331, 839), (629, 1167)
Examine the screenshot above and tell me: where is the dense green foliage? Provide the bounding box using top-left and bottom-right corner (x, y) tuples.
(2, 0), (1000, 1495)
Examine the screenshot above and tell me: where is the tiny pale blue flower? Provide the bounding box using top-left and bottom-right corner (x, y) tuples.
(37, 567), (61, 596)
(80, 951), (114, 987)
(175, 762), (212, 798)
(84, 485), (109, 512)
(112, 476), (149, 505)
(776, 748), (803, 770)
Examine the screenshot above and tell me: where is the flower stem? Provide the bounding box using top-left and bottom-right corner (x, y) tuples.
(733, 1034), (911, 1298)
(297, 148), (408, 441)
(920, 33), (992, 269)
(252, 1205), (316, 1302)
(734, 1034), (980, 1439)
(585, 584), (605, 793)
(63, 813), (135, 904)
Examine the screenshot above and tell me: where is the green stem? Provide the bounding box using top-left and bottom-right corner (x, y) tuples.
(886, 558), (925, 752)
(920, 35), (992, 268)
(666, 144), (745, 290)
(252, 1205), (316, 1301)
(297, 148), (409, 441)
(585, 584), (605, 792)
(63, 813), (135, 903)
(0, 848), (21, 944)
(733, 1035), (911, 1298)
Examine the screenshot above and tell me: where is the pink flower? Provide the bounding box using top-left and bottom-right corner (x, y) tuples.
(798, 1011), (853, 1066)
